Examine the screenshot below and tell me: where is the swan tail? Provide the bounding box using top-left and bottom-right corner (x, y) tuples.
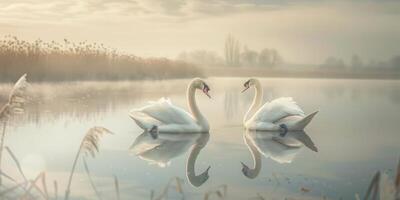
(292, 110), (318, 130)
(129, 111), (160, 131)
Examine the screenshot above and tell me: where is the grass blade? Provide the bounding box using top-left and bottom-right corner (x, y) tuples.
(54, 180), (58, 200)
(5, 146), (27, 182)
(396, 157), (400, 199)
(364, 171), (380, 200)
(0, 169), (16, 183)
(114, 175), (120, 200)
(82, 157), (103, 200)
(41, 172), (49, 199)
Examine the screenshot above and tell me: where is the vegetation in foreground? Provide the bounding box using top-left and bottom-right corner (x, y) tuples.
(0, 35), (203, 82)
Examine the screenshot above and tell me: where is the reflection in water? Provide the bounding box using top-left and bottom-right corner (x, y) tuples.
(224, 90), (239, 121)
(0, 78), (399, 199)
(130, 131), (210, 187)
(241, 130), (318, 179)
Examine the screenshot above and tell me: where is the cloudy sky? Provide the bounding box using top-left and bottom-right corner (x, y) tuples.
(1, 0), (400, 64)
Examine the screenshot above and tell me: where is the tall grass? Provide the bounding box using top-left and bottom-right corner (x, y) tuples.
(0, 35), (203, 82)
(0, 74), (28, 186)
(64, 126), (113, 200)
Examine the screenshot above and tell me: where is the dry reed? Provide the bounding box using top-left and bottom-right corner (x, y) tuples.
(0, 74), (28, 186)
(114, 175), (120, 200)
(203, 185), (227, 200)
(153, 177), (185, 200)
(361, 157), (400, 200)
(5, 146), (27, 182)
(53, 180), (58, 200)
(64, 126), (113, 200)
(0, 35), (203, 82)
(82, 157), (103, 200)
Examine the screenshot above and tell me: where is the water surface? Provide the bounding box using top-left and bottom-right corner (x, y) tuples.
(1, 77), (399, 199)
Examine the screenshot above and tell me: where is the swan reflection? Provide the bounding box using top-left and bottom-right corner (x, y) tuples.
(241, 130), (318, 179)
(130, 131), (210, 187)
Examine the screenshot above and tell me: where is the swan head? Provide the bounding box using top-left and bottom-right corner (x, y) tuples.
(240, 161), (259, 179)
(191, 78), (211, 98)
(241, 78), (257, 93)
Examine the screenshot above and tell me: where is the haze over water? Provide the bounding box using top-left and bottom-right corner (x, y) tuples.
(1, 77), (400, 199)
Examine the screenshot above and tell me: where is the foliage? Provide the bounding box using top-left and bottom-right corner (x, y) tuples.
(0, 35), (203, 82)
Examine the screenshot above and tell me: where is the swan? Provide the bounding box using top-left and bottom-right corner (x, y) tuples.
(241, 130), (318, 179)
(130, 78), (211, 133)
(130, 131), (210, 187)
(241, 78), (318, 133)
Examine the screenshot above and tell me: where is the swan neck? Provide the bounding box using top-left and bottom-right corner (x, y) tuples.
(187, 83), (207, 129)
(244, 81), (263, 123)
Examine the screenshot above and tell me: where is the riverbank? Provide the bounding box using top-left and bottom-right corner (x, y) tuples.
(203, 66), (400, 80)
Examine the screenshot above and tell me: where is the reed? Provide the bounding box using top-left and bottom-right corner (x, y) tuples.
(0, 74), (28, 186)
(54, 180), (58, 200)
(21, 172), (48, 199)
(114, 175), (120, 200)
(361, 157), (400, 200)
(0, 35), (203, 82)
(5, 146), (27, 182)
(82, 157), (103, 200)
(203, 185), (227, 200)
(396, 157), (400, 199)
(64, 126), (113, 200)
(153, 177), (185, 200)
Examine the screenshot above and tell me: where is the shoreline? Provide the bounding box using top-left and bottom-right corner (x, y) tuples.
(203, 66), (400, 80)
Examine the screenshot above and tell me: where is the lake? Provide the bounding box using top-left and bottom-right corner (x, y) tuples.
(1, 77), (399, 200)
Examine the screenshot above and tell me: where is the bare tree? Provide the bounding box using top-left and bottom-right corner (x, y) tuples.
(351, 54), (364, 68)
(390, 55), (400, 70)
(225, 34), (240, 67)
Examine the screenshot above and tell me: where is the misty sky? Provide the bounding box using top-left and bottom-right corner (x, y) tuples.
(1, 0), (400, 64)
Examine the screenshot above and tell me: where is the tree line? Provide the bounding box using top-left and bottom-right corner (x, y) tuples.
(177, 34), (283, 68)
(320, 54), (400, 70)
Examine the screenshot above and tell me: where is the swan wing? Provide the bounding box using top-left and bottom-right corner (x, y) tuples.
(131, 98), (195, 126)
(251, 97), (305, 123)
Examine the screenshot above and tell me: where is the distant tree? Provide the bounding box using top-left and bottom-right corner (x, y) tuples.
(240, 46), (258, 67)
(225, 34), (240, 67)
(321, 56), (346, 68)
(351, 54), (363, 68)
(177, 50), (224, 67)
(390, 55), (400, 69)
(258, 48), (283, 67)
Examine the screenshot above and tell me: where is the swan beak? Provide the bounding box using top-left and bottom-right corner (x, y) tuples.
(205, 92), (211, 99)
(241, 86), (249, 93)
(206, 166), (211, 173)
(240, 161), (247, 168)
(203, 88), (211, 98)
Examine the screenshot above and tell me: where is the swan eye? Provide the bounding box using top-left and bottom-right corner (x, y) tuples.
(244, 80), (250, 87)
(203, 83), (210, 92)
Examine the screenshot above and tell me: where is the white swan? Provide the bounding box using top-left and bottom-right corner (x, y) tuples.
(130, 131), (210, 187)
(130, 78), (211, 133)
(242, 78), (318, 132)
(241, 130), (318, 179)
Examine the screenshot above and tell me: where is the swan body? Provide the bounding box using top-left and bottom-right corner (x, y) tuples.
(130, 78), (210, 133)
(241, 130), (318, 179)
(130, 131), (210, 187)
(242, 78), (318, 131)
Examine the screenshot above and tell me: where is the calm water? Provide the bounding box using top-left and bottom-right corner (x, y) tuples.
(1, 77), (400, 200)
